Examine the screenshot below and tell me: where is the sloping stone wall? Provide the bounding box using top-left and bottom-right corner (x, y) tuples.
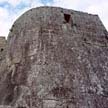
(0, 7), (108, 108)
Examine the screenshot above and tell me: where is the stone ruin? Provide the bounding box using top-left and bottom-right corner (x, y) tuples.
(0, 6), (108, 108)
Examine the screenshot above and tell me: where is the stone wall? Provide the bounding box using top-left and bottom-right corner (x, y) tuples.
(0, 37), (7, 60)
(0, 6), (108, 108)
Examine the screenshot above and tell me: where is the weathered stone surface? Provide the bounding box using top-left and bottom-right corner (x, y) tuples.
(0, 37), (7, 60)
(0, 6), (108, 108)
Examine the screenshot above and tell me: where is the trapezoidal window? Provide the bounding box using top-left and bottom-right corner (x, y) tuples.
(64, 14), (71, 23)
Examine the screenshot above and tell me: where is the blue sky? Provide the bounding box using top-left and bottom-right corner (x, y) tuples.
(0, 0), (108, 37)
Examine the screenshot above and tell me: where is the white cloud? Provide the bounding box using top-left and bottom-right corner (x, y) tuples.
(0, 7), (10, 36)
(0, 7), (8, 18)
(7, 0), (22, 6)
(29, 0), (43, 8)
(52, 0), (80, 9)
(0, 0), (21, 6)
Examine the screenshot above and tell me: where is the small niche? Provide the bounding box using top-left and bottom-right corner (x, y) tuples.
(1, 48), (4, 52)
(64, 14), (71, 23)
(105, 35), (108, 40)
(67, 106), (69, 108)
(83, 38), (87, 42)
(10, 28), (13, 32)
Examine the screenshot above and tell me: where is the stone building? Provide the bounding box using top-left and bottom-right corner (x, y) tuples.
(0, 6), (108, 108)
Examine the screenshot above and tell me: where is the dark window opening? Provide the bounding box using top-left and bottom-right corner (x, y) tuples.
(61, 10), (63, 13)
(84, 38), (87, 42)
(73, 23), (77, 27)
(105, 35), (108, 40)
(67, 106), (69, 108)
(64, 14), (71, 23)
(1, 48), (4, 52)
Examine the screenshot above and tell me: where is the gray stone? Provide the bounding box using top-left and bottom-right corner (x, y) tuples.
(0, 6), (108, 108)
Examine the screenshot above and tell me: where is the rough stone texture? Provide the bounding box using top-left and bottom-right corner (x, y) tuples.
(0, 6), (108, 108)
(0, 37), (7, 85)
(0, 37), (7, 60)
